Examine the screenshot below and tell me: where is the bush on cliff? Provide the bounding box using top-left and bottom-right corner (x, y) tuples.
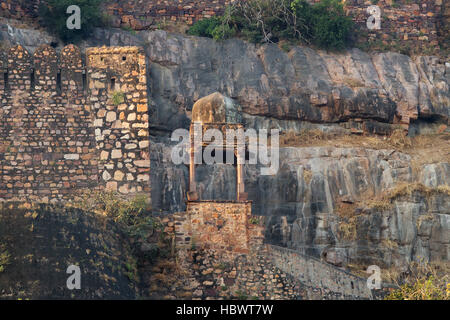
(293, 0), (353, 50)
(187, 17), (222, 38)
(187, 0), (353, 50)
(38, 0), (105, 43)
(385, 262), (449, 300)
(187, 16), (236, 41)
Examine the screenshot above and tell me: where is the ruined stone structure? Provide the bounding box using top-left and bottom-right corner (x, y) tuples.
(345, 0), (447, 55)
(179, 92), (252, 252)
(166, 91), (378, 300)
(188, 92), (246, 202)
(0, 45), (150, 202)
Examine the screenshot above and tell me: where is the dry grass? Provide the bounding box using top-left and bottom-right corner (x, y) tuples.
(347, 261), (450, 293)
(381, 239), (399, 250)
(279, 129), (449, 157)
(362, 183), (450, 211)
(364, 198), (392, 211)
(279, 129), (328, 147)
(302, 169), (312, 185)
(0, 243), (10, 273)
(384, 261), (449, 300)
(334, 202), (358, 219)
(343, 77), (365, 88)
(388, 182), (450, 199)
(337, 215), (359, 241)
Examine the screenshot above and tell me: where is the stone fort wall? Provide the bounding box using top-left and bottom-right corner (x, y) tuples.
(0, 0), (447, 54)
(159, 205), (376, 299)
(0, 44), (150, 202)
(267, 245), (373, 299)
(345, 0), (447, 55)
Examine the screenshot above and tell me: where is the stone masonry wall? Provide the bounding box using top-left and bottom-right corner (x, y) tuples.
(156, 209), (307, 299)
(345, 0), (446, 55)
(267, 245), (373, 299)
(1, 1), (446, 54)
(175, 201), (252, 253)
(106, 0), (234, 28)
(0, 44), (150, 202)
(159, 208), (376, 299)
(87, 47), (150, 195)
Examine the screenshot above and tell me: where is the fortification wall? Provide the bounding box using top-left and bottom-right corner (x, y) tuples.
(175, 201), (253, 253)
(345, 0), (445, 55)
(0, 44), (150, 202)
(1, 1), (446, 54)
(0, 0), (41, 24)
(166, 209), (375, 299)
(106, 0), (233, 28)
(267, 244), (373, 299)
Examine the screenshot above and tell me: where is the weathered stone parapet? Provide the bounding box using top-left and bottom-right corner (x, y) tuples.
(266, 244), (374, 299)
(345, 0), (445, 55)
(87, 46), (150, 197)
(0, 45), (150, 202)
(175, 201), (253, 253)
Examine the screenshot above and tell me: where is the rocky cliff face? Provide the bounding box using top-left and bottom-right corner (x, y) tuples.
(1, 23), (449, 270)
(150, 136), (450, 268)
(3, 23), (448, 131)
(85, 29), (449, 133)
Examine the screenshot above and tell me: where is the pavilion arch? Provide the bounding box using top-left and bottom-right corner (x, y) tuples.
(188, 92), (248, 202)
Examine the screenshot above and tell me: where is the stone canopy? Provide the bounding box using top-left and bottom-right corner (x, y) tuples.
(191, 92), (242, 124)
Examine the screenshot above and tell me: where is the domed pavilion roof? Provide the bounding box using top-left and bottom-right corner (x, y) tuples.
(191, 92), (242, 124)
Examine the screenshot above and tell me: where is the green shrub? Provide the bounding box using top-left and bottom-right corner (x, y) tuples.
(38, 0), (104, 43)
(187, 0), (353, 50)
(0, 244), (10, 273)
(187, 17), (222, 38)
(211, 23), (236, 41)
(293, 0), (353, 50)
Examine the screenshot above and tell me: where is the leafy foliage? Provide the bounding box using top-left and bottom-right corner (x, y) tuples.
(187, 0), (353, 50)
(0, 243), (10, 273)
(38, 0), (105, 43)
(385, 262), (449, 300)
(71, 191), (153, 239)
(299, 0), (354, 50)
(187, 17), (222, 38)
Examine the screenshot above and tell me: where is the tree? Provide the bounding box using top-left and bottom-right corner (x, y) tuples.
(39, 0), (104, 43)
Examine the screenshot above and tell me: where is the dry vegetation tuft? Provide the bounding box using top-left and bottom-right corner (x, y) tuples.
(360, 182), (450, 211)
(280, 129), (450, 176)
(384, 261), (450, 300)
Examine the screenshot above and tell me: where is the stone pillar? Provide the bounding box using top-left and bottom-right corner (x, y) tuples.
(188, 127), (198, 201)
(236, 148), (247, 202)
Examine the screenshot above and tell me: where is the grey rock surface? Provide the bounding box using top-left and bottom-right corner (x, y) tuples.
(151, 136), (449, 267)
(2, 22), (449, 269)
(88, 29), (449, 132)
